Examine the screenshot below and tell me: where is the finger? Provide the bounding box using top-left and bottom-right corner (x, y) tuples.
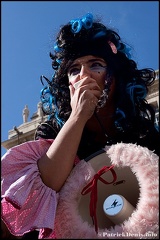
(90, 89), (103, 100)
(69, 83), (74, 98)
(73, 77), (99, 90)
(73, 79), (84, 89)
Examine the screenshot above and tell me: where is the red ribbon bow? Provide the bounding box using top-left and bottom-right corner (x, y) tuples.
(81, 165), (117, 233)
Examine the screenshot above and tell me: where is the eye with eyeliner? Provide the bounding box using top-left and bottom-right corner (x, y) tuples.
(68, 61), (107, 77)
(68, 67), (80, 76)
(90, 62), (106, 70)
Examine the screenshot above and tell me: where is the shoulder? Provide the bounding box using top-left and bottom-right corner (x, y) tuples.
(34, 120), (59, 140)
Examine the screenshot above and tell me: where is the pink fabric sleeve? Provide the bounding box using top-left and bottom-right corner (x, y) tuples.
(1, 138), (80, 238)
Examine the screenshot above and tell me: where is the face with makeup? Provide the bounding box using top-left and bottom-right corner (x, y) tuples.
(67, 55), (116, 110)
(67, 55), (107, 91)
(67, 54), (116, 139)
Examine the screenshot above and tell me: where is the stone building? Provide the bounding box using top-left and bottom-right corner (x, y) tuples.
(145, 69), (159, 127)
(1, 102), (48, 150)
(1, 70), (159, 151)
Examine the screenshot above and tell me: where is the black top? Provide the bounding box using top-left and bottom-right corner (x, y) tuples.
(35, 119), (159, 159)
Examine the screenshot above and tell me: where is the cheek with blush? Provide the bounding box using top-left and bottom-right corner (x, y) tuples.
(95, 72), (106, 91)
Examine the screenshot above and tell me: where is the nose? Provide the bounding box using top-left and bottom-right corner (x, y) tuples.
(79, 65), (91, 79)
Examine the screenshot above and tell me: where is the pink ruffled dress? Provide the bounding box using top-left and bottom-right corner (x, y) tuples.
(1, 138), (80, 239)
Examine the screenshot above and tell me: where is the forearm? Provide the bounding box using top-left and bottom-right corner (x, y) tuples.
(37, 115), (85, 192)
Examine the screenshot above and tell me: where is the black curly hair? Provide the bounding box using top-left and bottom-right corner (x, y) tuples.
(37, 13), (157, 141)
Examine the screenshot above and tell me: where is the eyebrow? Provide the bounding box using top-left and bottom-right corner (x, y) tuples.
(69, 58), (106, 69)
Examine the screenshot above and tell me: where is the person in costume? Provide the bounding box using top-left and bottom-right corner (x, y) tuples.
(1, 13), (159, 239)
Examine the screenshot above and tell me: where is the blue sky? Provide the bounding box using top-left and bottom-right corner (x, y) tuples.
(1, 1), (159, 156)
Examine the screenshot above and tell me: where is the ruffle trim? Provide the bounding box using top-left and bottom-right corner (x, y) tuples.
(1, 139), (70, 238)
